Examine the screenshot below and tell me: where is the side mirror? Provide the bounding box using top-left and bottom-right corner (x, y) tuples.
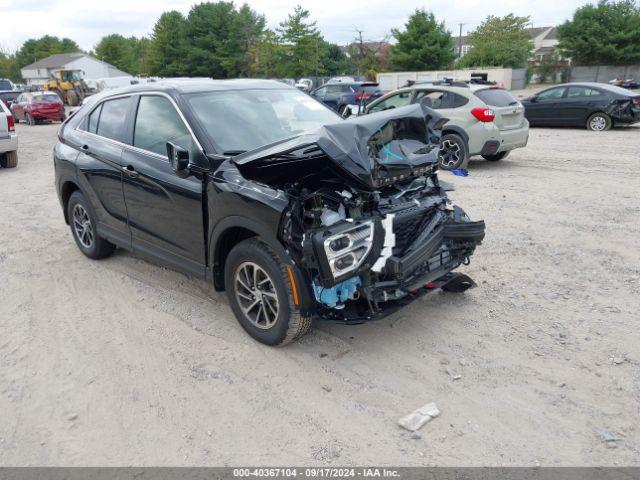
(529, 96), (538, 103)
(166, 142), (190, 177)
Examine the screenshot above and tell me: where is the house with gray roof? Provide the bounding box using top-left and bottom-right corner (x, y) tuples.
(21, 53), (131, 86)
(454, 26), (559, 61)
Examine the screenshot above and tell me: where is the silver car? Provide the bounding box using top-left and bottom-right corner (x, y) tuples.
(364, 82), (529, 169)
(0, 99), (18, 168)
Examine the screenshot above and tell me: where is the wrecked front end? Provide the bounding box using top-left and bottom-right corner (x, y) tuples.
(233, 104), (485, 323)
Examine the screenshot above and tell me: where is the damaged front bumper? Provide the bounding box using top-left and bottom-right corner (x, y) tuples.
(232, 103), (485, 324)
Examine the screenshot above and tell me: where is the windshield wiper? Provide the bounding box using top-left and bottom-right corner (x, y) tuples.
(223, 150), (247, 156)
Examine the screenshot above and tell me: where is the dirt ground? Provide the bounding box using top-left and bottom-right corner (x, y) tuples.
(0, 121), (639, 466)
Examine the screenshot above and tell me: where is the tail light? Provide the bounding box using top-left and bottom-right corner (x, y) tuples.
(471, 107), (495, 122)
(633, 97), (640, 105)
(355, 92), (371, 101)
(6, 114), (15, 132)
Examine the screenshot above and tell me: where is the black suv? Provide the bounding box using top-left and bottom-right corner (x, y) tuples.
(55, 79), (485, 346)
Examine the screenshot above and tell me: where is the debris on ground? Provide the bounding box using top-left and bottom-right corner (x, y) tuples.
(598, 430), (622, 443)
(398, 402), (440, 432)
(446, 368), (462, 380)
(322, 385), (332, 392)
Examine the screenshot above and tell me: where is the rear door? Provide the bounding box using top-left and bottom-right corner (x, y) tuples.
(120, 93), (206, 277)
(555, 86), (607, 125)
(474, 88), (526, 131)
(72, 96), (132, 247)
(11, 94), (26, 120)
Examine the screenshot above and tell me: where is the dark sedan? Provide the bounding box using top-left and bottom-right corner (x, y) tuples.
(309, 82), (382, 115)
(522, 83), (640, 131)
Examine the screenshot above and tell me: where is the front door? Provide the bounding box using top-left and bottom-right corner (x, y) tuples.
(525, 86), (566, 125)
(120, 93), (206, 277)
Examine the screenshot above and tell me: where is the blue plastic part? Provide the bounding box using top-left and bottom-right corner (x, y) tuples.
(312, 277), (362, 307)
(449, 169), (469, 177)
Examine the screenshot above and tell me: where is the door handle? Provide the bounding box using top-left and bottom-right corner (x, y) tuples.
(122, 165), (139, 178)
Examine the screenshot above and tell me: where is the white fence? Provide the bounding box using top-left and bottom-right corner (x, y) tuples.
(377, 67), (526, 91)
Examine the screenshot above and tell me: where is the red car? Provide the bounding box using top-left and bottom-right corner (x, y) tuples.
(11, 92), (65, 125)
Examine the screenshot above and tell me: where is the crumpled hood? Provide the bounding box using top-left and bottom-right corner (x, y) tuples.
(233, 103), (445, 190)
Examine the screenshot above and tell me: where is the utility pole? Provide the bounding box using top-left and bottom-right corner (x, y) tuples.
(458, 23), (464, 59)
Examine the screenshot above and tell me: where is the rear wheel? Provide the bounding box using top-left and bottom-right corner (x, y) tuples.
(67, 191), (115, 259)
(224, 238), (312, 346)
(0, 151), (18, 168)
(482, 151), (510, 161)
(586, 112), (612, 131)
(438, 134), (469, 170)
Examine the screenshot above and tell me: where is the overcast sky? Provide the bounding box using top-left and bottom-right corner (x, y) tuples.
(0, 0), (594, 53)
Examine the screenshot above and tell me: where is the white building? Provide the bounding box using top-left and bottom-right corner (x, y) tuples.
(21, 53), (131, 86)
(454, 27), (560, 61)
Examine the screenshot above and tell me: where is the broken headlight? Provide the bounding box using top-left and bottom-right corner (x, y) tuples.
(323, 221), (374, 277)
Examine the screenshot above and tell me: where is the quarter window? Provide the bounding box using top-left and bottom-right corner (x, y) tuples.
(415, 90), (469, 109)
(133, 95), (195, 157)
(96, 97), (129, 141)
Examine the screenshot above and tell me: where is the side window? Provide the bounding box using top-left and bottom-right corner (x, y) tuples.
(368, 91), (412, 112)
(133, 95), (195, 157)
(537, 87), (566, 101)
(567, 86), (603, 98)
(313, 87), (326, 97)
(415, 91), (447, 109)
(87, 105), (102, 134)
(96, 97), (130, 141)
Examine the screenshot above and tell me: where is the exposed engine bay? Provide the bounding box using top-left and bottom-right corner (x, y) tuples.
(233, 104), (485, 322)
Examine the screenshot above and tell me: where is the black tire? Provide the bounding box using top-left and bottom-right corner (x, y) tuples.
(586, 112), (612, 131)
(482, 151), (510, 161)
(438, 133), (469, 170)
(54, 89), (65, 103)
(0, 151), (18, 168)
(67, 191), (115, 259)
(25, 113), (34, 126)
(338, 104), (350, 117)
(224, 238), (313, 346)
(67, 90), (79, 107)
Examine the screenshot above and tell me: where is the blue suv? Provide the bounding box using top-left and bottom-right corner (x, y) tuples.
(310, 82), (382, 115)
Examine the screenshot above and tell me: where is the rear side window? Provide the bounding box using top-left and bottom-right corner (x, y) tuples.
(134, 95), (195, 157)
(415, 90), (469, 109)
(474, 88), (519, 107)
(96, 97), (129, 141)
(566, 86), (603, 98)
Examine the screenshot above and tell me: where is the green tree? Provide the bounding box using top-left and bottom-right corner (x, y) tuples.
(0, 47), (21, 82)
(557, 0), (640, 65)
(148, 11), (188, 76)
(15, 35), (80, 69)
(319, 42), (351, 76)
(131, 37), (151, 76)
(458, 14), (532, 68)
(250, 29), (285, 77)
(95, 34), (135, 73)
(183, 2), (265, 78)
(390, 9), (454, 71)
(277, 5), (321, 77)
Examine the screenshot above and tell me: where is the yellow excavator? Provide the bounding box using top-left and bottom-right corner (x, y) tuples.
(43, 69), (91, 106)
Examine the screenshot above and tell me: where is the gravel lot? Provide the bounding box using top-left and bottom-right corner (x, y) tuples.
(0, 121), (639, 466)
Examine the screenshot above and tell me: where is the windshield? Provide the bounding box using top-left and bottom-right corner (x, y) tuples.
(474, 88), (519, 107)
(187, 88), (340, 153)
(0, 79), (13, 90)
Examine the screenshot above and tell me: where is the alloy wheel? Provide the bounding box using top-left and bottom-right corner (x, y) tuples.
(439, 139), (462, 168)
(72, 204), (94, 248)
(234, 262), (279, 330)
(589, 116), (607, 131)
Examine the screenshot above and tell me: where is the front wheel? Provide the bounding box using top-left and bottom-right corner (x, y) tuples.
(482, 151), (510, 161)
(25, 113), (34, 126)
(438, 134), (469, 170)
(224, 238), (312, 346)
(586, 112), (612, 131)
(67, 191), (115, 259)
